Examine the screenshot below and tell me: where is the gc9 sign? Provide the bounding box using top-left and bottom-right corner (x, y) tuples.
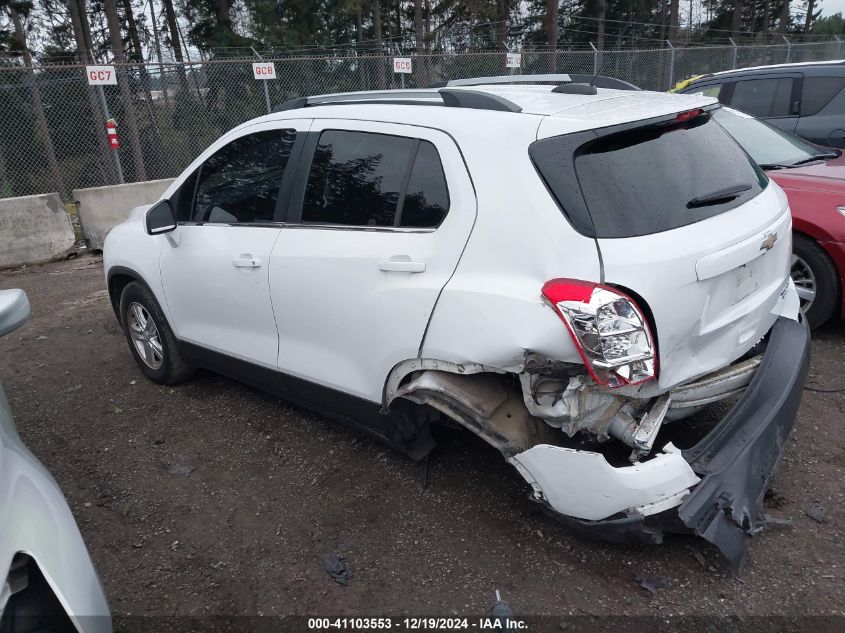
(393, 58), (413, 74)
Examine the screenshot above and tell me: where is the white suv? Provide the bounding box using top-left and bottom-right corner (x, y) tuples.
(104, 76), (810, 572)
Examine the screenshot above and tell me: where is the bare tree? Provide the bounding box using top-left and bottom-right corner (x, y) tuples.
(68, 0), (115, 182)
(424, 0), (431, 54)
(778, 0), (789, 34)
(8, 1), (66, 197)
(372, 0), (384, 53)
(148, 0), (175, 110)
(414, 0), (423, 54)
(732, 0), (744, 39)
(104, 0), (147, 180)
(372, 0), (385, 88)
(121, 0), (158, 113)
(669, 0), (680, 42)
(162, 0), (186, 65)
(495, 0), (507, 52)
(414, 0), (429, 84)
(215, 0), (231, 30)
(597, 0), (607, 51)
(546, 0), (558, 71)
(804, 0), (816, 33)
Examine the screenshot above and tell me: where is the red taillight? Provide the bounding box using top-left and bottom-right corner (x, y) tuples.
(541, 279), (657, 388)
(675, 108), (704, 123)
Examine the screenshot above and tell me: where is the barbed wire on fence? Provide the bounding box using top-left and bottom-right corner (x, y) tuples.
(0, 38), (842, 201)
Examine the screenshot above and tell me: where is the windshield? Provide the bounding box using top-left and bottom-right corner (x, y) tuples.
(712, 107), (828, 167)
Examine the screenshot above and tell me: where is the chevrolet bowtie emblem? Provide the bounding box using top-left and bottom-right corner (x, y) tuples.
(760, 232), (778, 252)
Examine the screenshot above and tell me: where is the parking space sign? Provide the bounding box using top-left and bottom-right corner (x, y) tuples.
(393, 57), (413, 74)
(86, 66), (117, 85)
(252, 62), (277, 80)
(506, 53), (522, 69)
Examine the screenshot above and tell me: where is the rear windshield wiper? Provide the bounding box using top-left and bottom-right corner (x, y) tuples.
(686, 183), (752, 209)
(790, 152), (840, 166)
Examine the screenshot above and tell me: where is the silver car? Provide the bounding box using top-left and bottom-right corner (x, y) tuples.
(0, 289), (111, 633)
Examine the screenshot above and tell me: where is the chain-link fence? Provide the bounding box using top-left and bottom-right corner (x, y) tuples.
(2, 38), (844, 201)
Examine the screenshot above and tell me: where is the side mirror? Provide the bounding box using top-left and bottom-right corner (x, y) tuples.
(0, 289), (30, 337)
(145, 200), (177, 235)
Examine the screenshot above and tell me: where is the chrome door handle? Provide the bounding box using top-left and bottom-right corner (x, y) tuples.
(378, 260), (426, 273)
(233, 256), (261, 268)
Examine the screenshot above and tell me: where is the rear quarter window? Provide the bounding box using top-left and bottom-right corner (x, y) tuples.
(729, 78), (794, 118)
(686, 84), (724, 100)
(530, 112), (768, 238)
(800, 76), (845, 116)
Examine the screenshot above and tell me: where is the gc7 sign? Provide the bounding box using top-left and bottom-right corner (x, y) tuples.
(86, 66), (117, 86)
(252, 62), (277, 80)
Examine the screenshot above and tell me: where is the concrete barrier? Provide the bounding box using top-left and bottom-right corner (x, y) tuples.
(0, 193), (75, 269)
(74, 178), (174, 250)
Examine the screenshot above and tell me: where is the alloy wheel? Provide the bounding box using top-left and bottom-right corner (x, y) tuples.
(127, 302), (164, 370)
(791, 253), (817, 317)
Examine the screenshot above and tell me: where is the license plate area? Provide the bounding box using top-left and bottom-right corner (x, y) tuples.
(733, 259), (761, 306)
(702, 252), (785, 333)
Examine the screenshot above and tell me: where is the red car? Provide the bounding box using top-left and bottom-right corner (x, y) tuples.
(714, 107), (845, 329)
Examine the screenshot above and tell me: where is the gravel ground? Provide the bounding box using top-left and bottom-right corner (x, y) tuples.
(0, 254), (843, 621)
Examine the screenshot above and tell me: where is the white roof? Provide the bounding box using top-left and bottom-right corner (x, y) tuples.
(262, 84), (717, 137)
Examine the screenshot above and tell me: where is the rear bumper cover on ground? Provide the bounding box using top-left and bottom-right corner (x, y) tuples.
(533, 316), (811, 572)
(677, 316), (811, 571)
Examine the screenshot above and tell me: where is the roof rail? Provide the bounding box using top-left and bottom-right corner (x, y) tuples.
(447, 74), (574, 86)
(273, 88), (522, 114)
(445, 73), (640, 91)
(564, 74), (640, 90)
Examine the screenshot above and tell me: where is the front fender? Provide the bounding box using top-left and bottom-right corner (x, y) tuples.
(103, 217), (171, 326)
(0, 427), (111, 631)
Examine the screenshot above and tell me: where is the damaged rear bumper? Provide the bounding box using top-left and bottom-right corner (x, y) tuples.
(677, 316), (810, 571)
(513, 316), (811, 571)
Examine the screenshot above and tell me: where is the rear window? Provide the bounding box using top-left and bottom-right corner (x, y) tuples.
(530, 112), (767, 238)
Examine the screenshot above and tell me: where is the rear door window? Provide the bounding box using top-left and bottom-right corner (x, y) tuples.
(300, 130), (450, 228)
(800, 76), (845, 116)
(302, 130), (415, 227)
(530, 111), (767, 238)
(729, 77), (794, 118)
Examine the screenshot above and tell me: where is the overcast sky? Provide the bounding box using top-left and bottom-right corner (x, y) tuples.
(820, 0), (845, 15)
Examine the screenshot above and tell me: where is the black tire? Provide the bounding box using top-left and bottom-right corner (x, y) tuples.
(792, 233), (840, 330)
(119, 281), (193, 384)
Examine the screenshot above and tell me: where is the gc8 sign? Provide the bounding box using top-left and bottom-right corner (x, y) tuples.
(86, 66), (117, 86)
(252, 62), (277, 80)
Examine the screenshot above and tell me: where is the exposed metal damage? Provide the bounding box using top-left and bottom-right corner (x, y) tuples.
(389, 349), (768, 468)
(387, 317), (811, 574)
